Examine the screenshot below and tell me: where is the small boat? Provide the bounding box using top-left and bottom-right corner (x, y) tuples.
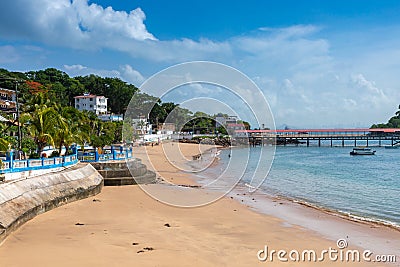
(350, 147), (376, 155)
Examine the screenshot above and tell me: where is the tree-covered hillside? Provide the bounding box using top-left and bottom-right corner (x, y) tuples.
(0, 68), (138, 114)
(0, 67), (253, 157)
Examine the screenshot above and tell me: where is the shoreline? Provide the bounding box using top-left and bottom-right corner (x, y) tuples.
(280, 193), (400, 231)
(211, 145), (400, 231)
(227, 184), (400, 258)
(0, 142), (397, 266)
(188, 144), (400, 257)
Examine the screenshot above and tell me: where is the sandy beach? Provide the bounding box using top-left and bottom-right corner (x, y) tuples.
(0, 142), (398, 266)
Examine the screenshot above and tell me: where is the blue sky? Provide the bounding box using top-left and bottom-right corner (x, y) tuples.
(1, 0), (400, 128)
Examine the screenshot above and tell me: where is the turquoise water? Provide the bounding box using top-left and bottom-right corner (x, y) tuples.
(210, 145), (400, 227)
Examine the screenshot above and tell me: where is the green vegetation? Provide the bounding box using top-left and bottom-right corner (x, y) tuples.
(371, 105), (400, 128)
(0, 67), (251, 156)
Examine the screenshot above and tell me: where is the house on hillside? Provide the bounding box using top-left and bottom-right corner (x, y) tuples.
(0, 87), (17, 119)
(74, 93), (107, 115)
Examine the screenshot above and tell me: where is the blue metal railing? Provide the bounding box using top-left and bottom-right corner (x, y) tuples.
(0, 151), (78, 174)
(78, 146), (133, 162)
(0, 146), (133, 174)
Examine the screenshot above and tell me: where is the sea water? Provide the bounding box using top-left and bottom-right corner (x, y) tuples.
(197, 145), (400, 227)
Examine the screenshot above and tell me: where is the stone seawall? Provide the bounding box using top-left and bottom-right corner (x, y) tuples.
(0, 163), (103, 243)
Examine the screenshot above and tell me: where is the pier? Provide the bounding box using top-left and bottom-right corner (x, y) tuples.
(235, 128), (400, 147)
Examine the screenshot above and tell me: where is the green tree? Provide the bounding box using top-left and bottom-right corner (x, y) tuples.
(54, 106), (90, 155)
(0, 137), (9, 151)
(122, 122), (134, 143)
(20, 105), (61, 155)
(76, 75), (138, 114)
(89, 119), (116, 149)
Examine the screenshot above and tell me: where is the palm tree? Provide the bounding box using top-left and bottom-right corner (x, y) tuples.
(21, 92), (51, 113)
(20, 104), (61, 155)
(54, 107), (89, 155)
(0, 138), (9, 151)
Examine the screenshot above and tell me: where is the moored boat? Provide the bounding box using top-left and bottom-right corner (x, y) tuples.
(350, 147), (376, 155)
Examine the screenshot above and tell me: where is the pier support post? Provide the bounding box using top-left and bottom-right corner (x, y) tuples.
(318, 139), (321, 147)
(366, 138), (369, 147)
(307, 138), (309, 147)
(379, 139), (381, 147)
(354, 139), (357, 147)
(342, 139), (344, 147)
(330, 138), (333, 147)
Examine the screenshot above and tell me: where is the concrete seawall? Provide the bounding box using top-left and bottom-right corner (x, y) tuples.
(90, 158), (157, 186)
(0, 163), (103, 243)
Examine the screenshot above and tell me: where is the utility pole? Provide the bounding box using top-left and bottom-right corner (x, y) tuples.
(15, 79), (22, 152)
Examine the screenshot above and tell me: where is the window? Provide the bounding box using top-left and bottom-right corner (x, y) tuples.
(76, 104), (80, 109)
(90, 98), (93, 101)
(90, 105), (93, 108)
(76, 99), (79, 102)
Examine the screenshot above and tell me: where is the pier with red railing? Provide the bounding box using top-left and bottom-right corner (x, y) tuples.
(235, 128), (400, 147)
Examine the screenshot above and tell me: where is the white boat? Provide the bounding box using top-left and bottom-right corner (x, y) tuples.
(350, 147), (376, 155)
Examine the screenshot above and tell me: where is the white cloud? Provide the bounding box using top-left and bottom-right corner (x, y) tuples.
(0, 0), (156, 50)
(72, 0), (156, 41)
(64, 64), (87, 71)
(1, 0), (400, 128)
(259, 24), (319, 37)
(120, 64), (145, 85)
(351, 74), (384, 96)
(0, 0), (231, 62)
(63, 64), (145, 86)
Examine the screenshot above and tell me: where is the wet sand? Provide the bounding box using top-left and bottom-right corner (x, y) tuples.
(0, 142), (397, 266)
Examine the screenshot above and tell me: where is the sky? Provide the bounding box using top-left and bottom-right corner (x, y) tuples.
(1, 0), (400, 128)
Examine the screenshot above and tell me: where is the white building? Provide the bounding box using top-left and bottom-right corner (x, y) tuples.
(215, 115), (238, 128)
(0, 87), (17, 118)
(74, 93), (107, 115)
(132, 117), (152, 135)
